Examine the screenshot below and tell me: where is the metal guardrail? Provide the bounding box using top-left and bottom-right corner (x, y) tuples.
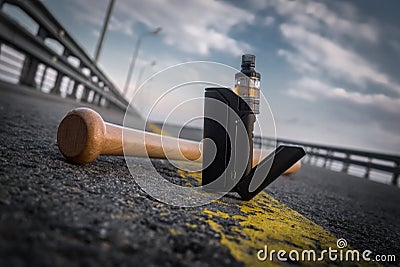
(0, 0), (128, 111)
(254, 136), (400, 186)
(148, 122), (400, 186)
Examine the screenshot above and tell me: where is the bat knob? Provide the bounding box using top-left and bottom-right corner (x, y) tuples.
(57, 108), (106, 164)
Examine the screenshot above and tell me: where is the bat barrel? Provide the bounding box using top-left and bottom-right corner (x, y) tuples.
(57, 108), (106, 164)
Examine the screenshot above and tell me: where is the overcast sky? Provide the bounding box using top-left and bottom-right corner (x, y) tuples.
(41, 0), (400, 155)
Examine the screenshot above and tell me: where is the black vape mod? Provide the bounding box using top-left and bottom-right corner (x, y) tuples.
(201, 54), (305, 200)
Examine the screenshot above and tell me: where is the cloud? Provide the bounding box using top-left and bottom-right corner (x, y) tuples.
(264, 16), (275, 26)
(287, 77), (400, 114)
(91, 29), (100, 38)
(255, 0), (400, 132)
(279, 23), (400, 94)
(277, 49), (318, 74)
(283, 73), (400, 153)
(70, 1), (108, 27)
(71, 0), (255, 56)
(247, 0), (400, 95)
(253, 0), (379, 43)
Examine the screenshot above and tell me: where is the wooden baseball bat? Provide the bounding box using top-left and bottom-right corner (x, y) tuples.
(57, 108), (301, 174)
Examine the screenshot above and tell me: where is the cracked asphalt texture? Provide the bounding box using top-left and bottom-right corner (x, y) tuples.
(1, 83), (399, 266)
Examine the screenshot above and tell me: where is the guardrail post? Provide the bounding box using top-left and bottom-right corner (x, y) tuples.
(92, 92), (99, 105)
(312, 148), (317, 165)
(304, 148), (310, 164)
(38, 65), (47, 91)
(364, 168), (370, 179)
(393, 174), (399, 186)
(19, 26), (49, 88)
(66, 78), (73, 95)
(102, 96), (107, 106)
(80, 87), (90, 102)
(326, 151), (332, 169)
(98, 95), (103, 106)
(364, 158), (371, 179)
(51, 71), (63, 95)
(342, 153), (350, 173)
(69, 81), (78, 100)
(20, 55), (39, 88)
(37, 27), (49, 39)
(97, 94), (103, 106)
(393, 162), (399, 186)
(323, 151), (328, 168)
(80, 87), (87, 102)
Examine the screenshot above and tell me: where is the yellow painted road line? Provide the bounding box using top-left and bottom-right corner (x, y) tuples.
(146, 122), (170, 136)
(178, 170), (378, 267)
(148, 123), (377, 266)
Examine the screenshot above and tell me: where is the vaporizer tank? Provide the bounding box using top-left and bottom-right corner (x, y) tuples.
(234, 54), (261, 114)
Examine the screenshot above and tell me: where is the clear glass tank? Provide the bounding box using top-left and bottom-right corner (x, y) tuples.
(234, 54), (261, 114)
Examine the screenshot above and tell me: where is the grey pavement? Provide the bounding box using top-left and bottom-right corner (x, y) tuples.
(0, 83), (399, 266)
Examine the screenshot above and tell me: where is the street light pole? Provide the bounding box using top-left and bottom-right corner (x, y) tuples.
(94, 0), (115, 64)
(123, 27), (161, 96)
(123, 37), (141, 96)
(133, 60), (156, 95)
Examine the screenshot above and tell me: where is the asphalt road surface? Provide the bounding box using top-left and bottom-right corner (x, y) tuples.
(1, 83), (399, 266)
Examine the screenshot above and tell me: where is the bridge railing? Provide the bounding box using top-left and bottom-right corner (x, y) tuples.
(254, 136), (400, 186)
(0, 0), (128, 111)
